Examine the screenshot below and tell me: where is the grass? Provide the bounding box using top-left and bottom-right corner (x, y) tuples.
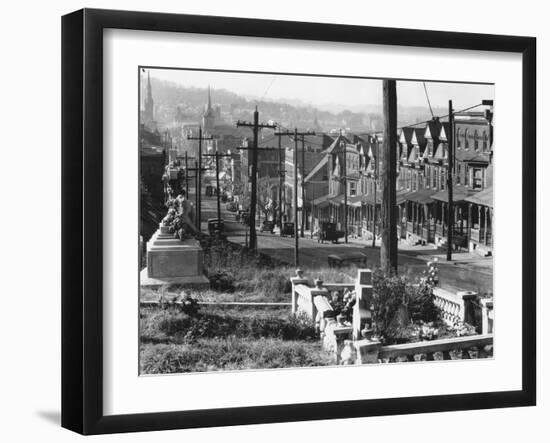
(140, 338), (334, 373)
(139, 305), (333, 373)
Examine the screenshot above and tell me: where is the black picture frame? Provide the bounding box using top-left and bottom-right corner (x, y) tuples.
(61, 8), (536, 435)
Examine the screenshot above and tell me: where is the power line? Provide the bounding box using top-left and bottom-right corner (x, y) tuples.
(423, 82), (435, 118)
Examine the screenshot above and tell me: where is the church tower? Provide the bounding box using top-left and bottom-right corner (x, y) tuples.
(143, 70), (155, 128)
(202, 86), (216, 131)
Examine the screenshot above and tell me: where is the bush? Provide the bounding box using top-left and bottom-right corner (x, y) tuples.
(371, 270), (440, 344)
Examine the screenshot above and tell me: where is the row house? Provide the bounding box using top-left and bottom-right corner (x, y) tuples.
(309, 134), (382, 238)
(280, 133), (332, 226)
(397, 108), (493, 254)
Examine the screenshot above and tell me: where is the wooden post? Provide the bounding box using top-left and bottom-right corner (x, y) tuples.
(446, 100), (454, 261)
(380, 79), (398, 274)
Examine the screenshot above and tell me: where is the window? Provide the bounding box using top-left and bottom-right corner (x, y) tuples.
(482, 131), (488, 151)
(456, 129), (462, 150)
(412, 172), (417, 191)
(440, 168), (446, 190)
(349, 181), (357, 196)
(473, 168), (483, 189)
(464, 129), (469, 150)
(457, 164), (462, 185)
(426, 166), (431, 188)
(474, 130), (479, 151)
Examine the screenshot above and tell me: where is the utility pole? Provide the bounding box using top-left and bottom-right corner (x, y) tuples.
(187, 126), (213, 233)
(446, 100), (455, 261)
(372, 137), (379, 248)
(275, 128), (315, 267)
(300, 135), (306, 238)
(277, 132), (284, 234)
(203, 151), (232, 226)
(380, 79), (398, 274)
(236, 108), (277, 252)
(342, 136), (348, 244)
(186, 161), (208, 230)
(184, 151), (189, 198)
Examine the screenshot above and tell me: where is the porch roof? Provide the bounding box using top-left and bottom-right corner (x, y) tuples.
(399, 188), (438, 205)
(432, 187), (478, 203)
(464, 186), (493, 208)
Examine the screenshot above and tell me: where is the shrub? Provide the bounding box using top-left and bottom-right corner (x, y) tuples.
(371, 270), (440, 344)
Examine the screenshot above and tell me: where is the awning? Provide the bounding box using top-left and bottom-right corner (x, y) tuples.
(397, 189), (437, 205)
(432, 187), (478, 203)
(465, 186), (493, 208)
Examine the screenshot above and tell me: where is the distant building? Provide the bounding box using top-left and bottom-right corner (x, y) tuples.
(142, 71), (156, 130)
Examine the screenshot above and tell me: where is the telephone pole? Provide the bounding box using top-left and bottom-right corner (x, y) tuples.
(300, 135), (306, 238)
(380, 79), (398, 274)
(203, 151), (232, 226)
(187, 126), (213, 233)
(447, 100), (455, 261)
(275, 128), (315, 267)
(277, 132), (285, 234)
(372, 137), (379, 248)
(184, 151), (189, 197)
(186, 161), (208, 230)
(236, 108), (277, 251)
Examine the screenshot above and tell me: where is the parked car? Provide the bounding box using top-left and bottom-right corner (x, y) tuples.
(260, 220), (275, 233)
(281, 222), (295, 237)
(317, 222), (345, 244)
(226, 202), (237, 212)
(327, 252), (367, 268)
(207, 218), (225, 235)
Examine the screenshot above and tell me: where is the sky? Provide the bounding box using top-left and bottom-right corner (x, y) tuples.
(148, 68), (494, 113)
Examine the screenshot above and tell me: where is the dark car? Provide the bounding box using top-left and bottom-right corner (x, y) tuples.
(260, 220), (275, 233)
(207, 218), (225, 235)
(317, 222), (345, 244)
(226, 202), (237, 212)
(281, 222), (295, 237)
(327, 252), (367, 268)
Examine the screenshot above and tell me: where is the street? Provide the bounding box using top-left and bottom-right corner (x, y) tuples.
(197, 194), (493, 295)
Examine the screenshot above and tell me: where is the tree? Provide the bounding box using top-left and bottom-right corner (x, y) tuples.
(257, 177), (276, 221)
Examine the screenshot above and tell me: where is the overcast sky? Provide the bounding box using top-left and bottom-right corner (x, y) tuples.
(148, 68), (494, 112)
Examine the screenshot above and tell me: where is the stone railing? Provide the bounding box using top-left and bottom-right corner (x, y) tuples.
(432, 287), (494, 334)
(432, 287), (466, 326)
(290, 269), (373, 363)
(289, 268), (494, 366)
(348, 333), (493, 364)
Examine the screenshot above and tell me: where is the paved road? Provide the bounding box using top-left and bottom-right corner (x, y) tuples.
(198, 195), (493, 294)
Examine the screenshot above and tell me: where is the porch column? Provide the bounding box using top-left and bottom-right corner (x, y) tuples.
(483, 206), (488, 244)
(477, 206), (481, 229)
(467, 203), (472, 242)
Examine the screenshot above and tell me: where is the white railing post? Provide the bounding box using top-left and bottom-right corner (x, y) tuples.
(353, 269), (373, 340)
(480, 297), (494, 334)
(290, 269), (309, 315)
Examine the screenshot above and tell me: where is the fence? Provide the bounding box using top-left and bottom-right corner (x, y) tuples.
(289, 268), (494, 365)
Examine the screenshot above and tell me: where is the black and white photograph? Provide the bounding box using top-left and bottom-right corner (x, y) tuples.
(139, 68), (495, 374)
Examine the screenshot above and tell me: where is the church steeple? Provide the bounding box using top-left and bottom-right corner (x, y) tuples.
(143, 70), (155, 128)
(202, 85), (216, 130)
(206, 85), (212, 112)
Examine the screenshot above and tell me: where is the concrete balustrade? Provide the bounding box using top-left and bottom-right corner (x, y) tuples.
(289, 269), (494, 366)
